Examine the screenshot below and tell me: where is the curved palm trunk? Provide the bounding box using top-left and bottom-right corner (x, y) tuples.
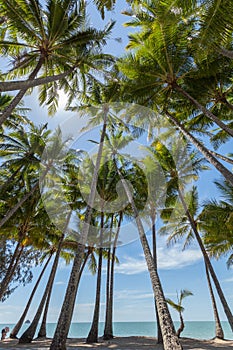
(178, 188), (233, 332)
(37, 269), (54, 338)
(165, 111), (233, 186)
(10, 253), (53, 338)
(208, 150), (233, 165)
(0, 243), (24, 300)
(222, 99), (233, 112)
(0, 240), (21, 294)
(86, 212), (104, 343)
(18, 221), (70, 344)
(0, 68), (74, 93)
(118, 173), (182, 350)
(219, 48), (233, 59)
(0, 58), (44, 127)
(176, 313), (184, 338)
(151, 217), (163, 344)
(205, 262), (224, 339)
(173, 82), (233, 137)
(103, 212), (123, 340)
(50, 106), (109, 350)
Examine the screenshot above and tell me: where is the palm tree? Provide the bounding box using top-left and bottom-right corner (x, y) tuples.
(118, 0), (233, 185)
(86, 213), (104, 344)
(103, 212), (122, 340)
(97, 120), (182, 348)
(0, 0), (114, 125)
(86, 159), (118, 343)
(0, 123), (50, 194)
(153, 140), (233, 332)
(115, 160), (182, 350)
(0, 188), (48, 300)
(142, 158), (167, 344)
(49, 105), (110, 350)
(200, 178), (233, 267)
(19, 212), (72, 343)
(0, 93), (30, 131)
(0, 122), (53, 229)
(10, 251), (54, 339)
(37, 237), (79, 338)
(204, 262), (224, 339)
(166, 290), (193, 338)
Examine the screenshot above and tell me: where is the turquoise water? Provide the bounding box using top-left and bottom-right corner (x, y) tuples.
(1, 322), (233, 340)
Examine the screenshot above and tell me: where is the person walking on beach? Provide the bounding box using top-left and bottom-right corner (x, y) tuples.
(1, 327), (9, 340)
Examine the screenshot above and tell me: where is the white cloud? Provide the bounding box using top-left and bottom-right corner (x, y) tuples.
(114, 245), (202, 275)
(114, 289), (153, 301)
(55, 281), (66, 286)
(157, 246), (202, 270)
(222, 276), (233, 283)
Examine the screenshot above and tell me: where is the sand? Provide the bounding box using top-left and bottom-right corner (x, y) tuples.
(0, 336), (233, 350)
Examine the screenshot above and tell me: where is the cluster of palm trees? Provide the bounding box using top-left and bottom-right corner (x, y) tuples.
(0, 0), (233, 350)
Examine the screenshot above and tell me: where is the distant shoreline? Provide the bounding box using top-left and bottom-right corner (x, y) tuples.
(1, 336), (233, 350)
(1, 321), (232, 340)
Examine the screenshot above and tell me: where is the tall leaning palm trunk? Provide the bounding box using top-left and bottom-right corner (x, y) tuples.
(0, 243), (24, 300)
(0, 69), (74, 94)
(50, 106), (109, 350)
(0, 58), (44, 127)
(165, 111), (233, 186)
(205, 262), (224, 339)
(37, 270), (54, 338)
(86, 212), (104, 343)
(10, 253), (53, 338)
(151, 215), (163, 344)
(103, 215), (114, 340)
(103, 212), (123, 340)
(18, 218), (71, 344)
(39, 246), (91, 338)
(178, 188), (233, 332)
(173, 82), (233, 137)
(118, 171), (182, 350)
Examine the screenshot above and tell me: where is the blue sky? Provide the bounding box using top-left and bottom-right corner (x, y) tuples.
(1, 0), (233, 328)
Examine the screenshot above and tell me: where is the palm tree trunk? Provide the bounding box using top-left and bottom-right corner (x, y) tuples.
(0, 58), (44, 127)
(103, 212), (123, 340)
(165, 111), (233, 186)
(223, 99), (233, 112)
(86, 219), (104, 343)
(118, 173), (182, 350)
(18, 219), (70, 344)
(0, 68), (74, 92)
(178, 188), (233, 332)
(37, 266), (54, 338)
(207, 150), (233, 165)
(176, 313), (184, 338)
(50, 106), (109, 350)
(173, 82), (233, 137)
(0, 243), (24, 300)
(219, 48), (233, 59)
(103, 215), (114, 340)
(10, 253), (53, 338)
(151, 217), (163, 344)
(205, 262), (224, 339)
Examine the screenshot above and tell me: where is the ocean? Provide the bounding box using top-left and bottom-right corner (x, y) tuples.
(1, 321), (233, 340)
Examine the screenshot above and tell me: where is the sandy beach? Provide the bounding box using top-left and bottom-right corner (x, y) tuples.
(0, 336), (233, 350)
